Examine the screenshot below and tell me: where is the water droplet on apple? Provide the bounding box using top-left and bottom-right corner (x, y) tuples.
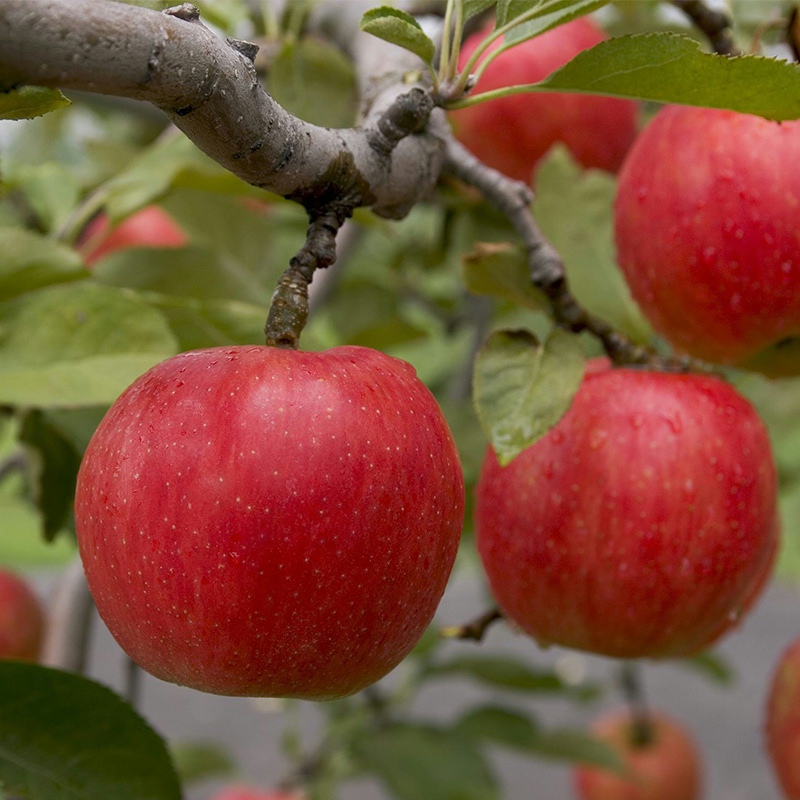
(589, 429), (608, 450)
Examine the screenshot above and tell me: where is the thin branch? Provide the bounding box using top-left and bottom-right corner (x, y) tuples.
(40, 557), (95, 674)
(442, 139), (705, 372)
(671, 0), (741, 56)
(440, 607), (504, 642)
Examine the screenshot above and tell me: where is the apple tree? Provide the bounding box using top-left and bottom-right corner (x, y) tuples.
(2, 0), (800, 798)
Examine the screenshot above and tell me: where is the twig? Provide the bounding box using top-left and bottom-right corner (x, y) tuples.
(440, 607), (504, 641)
(619, 661), (654, 747)
(671, 0), (741, 56)
(40, 557), (95, 674)
(441, 139), (701, 372)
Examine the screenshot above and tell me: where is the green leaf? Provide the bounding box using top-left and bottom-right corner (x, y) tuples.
(353, 723), (498, 800)
(267, 37), (357, 128)
(169, 741), (235, 785)
(504, 0), (610, 45)
(425, 654), (601, 699)
(473, 328), (585, 465)
(0, 229), (87, 304)
(527, 727), (625, 769)
(92, 245), (267, 304)
(455, 705), (540, 749)
(0, 87), (71, 120)
(462, 242), (549, 311)
(8, 164), (82, 233)
(516, 33), (800, 120)
(0, 662), (181, 800)
(0, 283), (178, 407)
(147, 295), (266, 351)
(464, 0), (497, 22)
(102, 135), (263, 223)
(535, 147), (653, 344)
(456, 706), (623, 770)
(681, 651), (735, 685)
(360, 7), (436, 65)
(496, 0), (538, 27)
(19, 411), (82, 541)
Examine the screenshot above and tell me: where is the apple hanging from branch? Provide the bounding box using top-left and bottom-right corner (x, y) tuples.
(74, 345), (464, 699)
(615, 105), (800, 377)
(475, 360), (778, 659)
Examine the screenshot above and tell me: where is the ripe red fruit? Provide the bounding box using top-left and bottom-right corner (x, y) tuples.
(79, 205), (187, 266)
(74, 345), (464, 699)
(210, 787), (304, 800)
(615, 105), (800, 377)
(573, 709), (702, 800)
(450, 17), (638, 184)
(475, 361), (778, 659)
(765, 635), (800, 799)
(0, 568), (45, 661)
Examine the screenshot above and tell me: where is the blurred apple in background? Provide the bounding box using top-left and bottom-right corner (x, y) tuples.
(451, 17), (639, 185)
(573, 708), (702, 800)
(0, 568), (45, 661)
(78, 205), (188, 266)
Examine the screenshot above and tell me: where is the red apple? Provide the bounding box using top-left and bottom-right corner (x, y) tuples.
(79, 205), (187, 266)
(615, 105), (800, 377)
(765, 635), (800, 799)
(474, 360), (778, 659)
(0, 568), (45, 661)
(210, 786), (304, 800)
(450, 17), (639, 184)
(74, 345), (464, 699)
(573, 709), (702, 800)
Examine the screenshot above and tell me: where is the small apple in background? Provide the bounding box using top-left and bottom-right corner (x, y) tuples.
(615, 105), (800, 378)
(573, 709), (702, 800)
(765, 635), (800, 799)
(450, 17), (639, 184)
(78, 205), (187, 266)
(74, 345), (464, 699)
(210, 786), (304, 800)
(474, 360), (778, 659)
(0, 568), (45, 661)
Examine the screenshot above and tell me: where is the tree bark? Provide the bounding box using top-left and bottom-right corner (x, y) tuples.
(0, 0), (446, 218)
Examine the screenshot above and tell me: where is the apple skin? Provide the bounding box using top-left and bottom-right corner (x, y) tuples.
(573, 709), (702, 800)
(210, 787), (304, 800)
(74, 345), (464, 699)
(79, 205), (187, 266)
(615, 105), (800, 377)
(474, 360), (778, 659)
(450, 17), (638, 184)
(0, 568), (45, 661)
(765, 635), (800, 799)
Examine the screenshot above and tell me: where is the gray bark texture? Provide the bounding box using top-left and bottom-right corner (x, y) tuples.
(0, 0), (447, 219)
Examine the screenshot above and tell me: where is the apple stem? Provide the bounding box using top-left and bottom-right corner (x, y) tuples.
(620, 661), (655, 747)
(671, 0), (741, 56)
(440, 606), (504, 641)
(264, 210), (346, 349)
